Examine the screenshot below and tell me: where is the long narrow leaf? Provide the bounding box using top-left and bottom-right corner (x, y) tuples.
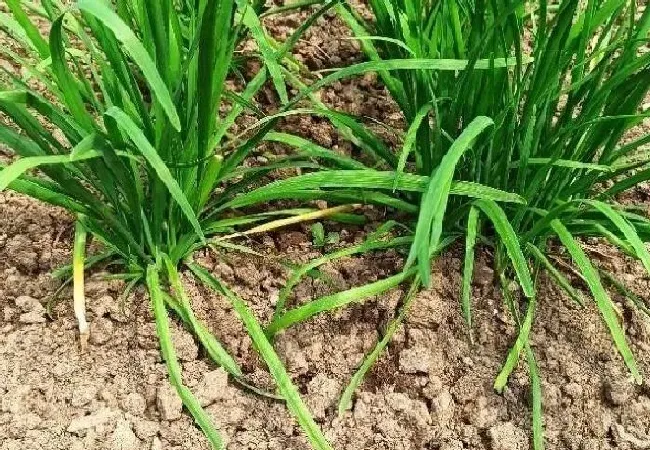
(105, 107), (204, 242)
(461, 206), (479, 338)
(145, 265), (224, 449)
(338, 277), (421, 415)
(266, 269), (417, 338)
(407, 117), (494, 286)
(525, 345), (544, 450)
(551, 219), (641, 383)
(583, 200), (650, 274)
(475, 199), (535, 298)
(526, 243), (585, 307)
(188, 264), (334, 450)
(78, 0), (181, 130)
(0, 151), (103, 191)
(164, 257), (242, 376)
(494, 294), (536, 393)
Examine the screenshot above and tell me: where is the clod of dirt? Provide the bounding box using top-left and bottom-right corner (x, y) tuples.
(121, 393), (147, 416)
(156, 384), (183, 421)
(384, 392), (431, 429)
(90, 294), (129, 323)
(132, 419), (159, 441)
(2, 385), (31, 414)
(563, 382), (584, 400)
(473, 262), (495, 287)
(111, 419), (140, 450)
(306, 374), (341, 419)
(90, 317), (114, 345)
(612, 424), (650, 448)
(100, 386), (120, 408)
(18, 310), (46, 324)
(488, 422), (529, 450)
(15, 295), (44, 312)
(9, 412), (42, 437)
(14, 295), (46, 324)
(604, 379), (634, 406)
(440, 439), (464, 450)
(71, 383), (99, 407)
(171, 324), (199, 362)
(422, 375), (444, 400)
(195, 369), (229, 407)
(137, 323), (160, 350)
(452, 373), (485, 405)
(468, 396), (500, 429)
(5, 235), (39, 272)
(67, 407), (119, 434)
(430, 389), (455, 427)
(277, 338), (309, 375)
(3, 305), (16, 321)
(399, 345), (434, 374)
(580, 438), (603, 450)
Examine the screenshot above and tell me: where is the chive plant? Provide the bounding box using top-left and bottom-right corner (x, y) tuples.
(323, 0), (649, 446)
(223, 0), (650, 446)
(0, 1), (345, 448)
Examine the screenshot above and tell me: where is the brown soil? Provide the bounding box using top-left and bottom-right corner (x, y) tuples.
(3, 189), (650, 450)
(2, 4), (650, 450)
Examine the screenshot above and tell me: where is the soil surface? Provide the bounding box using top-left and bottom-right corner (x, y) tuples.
(2, 3), (650, 450)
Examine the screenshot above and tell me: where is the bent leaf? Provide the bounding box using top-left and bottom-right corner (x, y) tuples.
(551, 219), (641, 384)
(105, 107), (204, 242)
(78, 0), (181, 130)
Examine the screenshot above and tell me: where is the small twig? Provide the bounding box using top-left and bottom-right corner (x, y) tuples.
(582, 243), (615, 260)
(547, 253), (586, 282)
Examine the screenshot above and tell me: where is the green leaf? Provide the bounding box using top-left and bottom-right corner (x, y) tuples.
(0, 148), (104, 192)
(509, 158), (613, 172)
(196, 0), (236, 157)
(264, 132), (367, 170)
(583, 200), (650, 275)
(311, 222), (326, 247)
(5, 0), (49, 58)
(0, 11), (32, 50)
(5, 176), (89, 214)
(525, 345), (545, 450)
(451, 182), (526, 204)
(394, 103), (432, 190)
(221, 169), (524, 211)
(407, 116), (494, 286)
(294, 57), (532, 104)
(188, 264), (334, 450)
(163, 257), (242, 377)
(145, 265), (224, 450)
(600, 270), (650, 318)
(49, 13), (95, 131)
(461, 206), (479, 338)
(338, 277), (421, 415)
(551, 219), (641, 384)
(336, 235), (456, 416)
(275, 233), (412, 319)
(247, 108), (396, 165)
(105, 107), (204, 242)
(474, 199), (535, 298)
(266, 268), (416, 338)
(494, 294), (536, 393)
(526, 243), (585, 307)
(237, 0), (288, 104)
(78, 0), (181, 130)
(343, 35), (417, 56)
